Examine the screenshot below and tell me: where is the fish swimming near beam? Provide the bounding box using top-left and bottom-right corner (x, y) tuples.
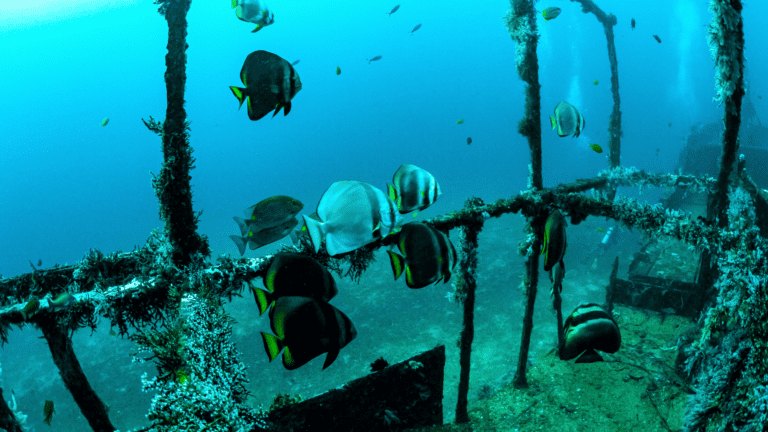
(229, 50), (302, 121)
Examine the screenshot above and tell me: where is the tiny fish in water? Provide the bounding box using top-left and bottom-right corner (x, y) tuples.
(368, 55), (382, 64)
(653, 35), (661, 43)
(291, 60), (300, 66)
(100, 118), (109, 127)
(631, 18), (635, 30)
(387, 4), (400, 16)
(467, 137), (472, 145)
(589, 143), (603, 153)
(411, 24), (421, 35)
(456, 119), (464, 124)
(44, 400), (55, 426)
(593, 80), (599, 85)
(336, 66), (341, 75)
(542, 7), (561, 21)
(37, 259), (42, 266)
(668, 122), (672, 127)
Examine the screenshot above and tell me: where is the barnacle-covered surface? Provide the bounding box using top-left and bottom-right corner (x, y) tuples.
(134, 292), (268, 431)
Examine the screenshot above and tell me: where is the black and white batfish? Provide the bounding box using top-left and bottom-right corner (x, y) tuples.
(252, 252), (338, 315)
(387, 164), (441, 214)
(541, 209), (567, 272)
(550, 101), (585, 137)
(232, 0), (274, 33)
(387, 222), (457, 289)
(560, 303), (621, 363)
(261, 296), (357, 370)
(229, 50), (302, 121)
(304, 181), (403, 256)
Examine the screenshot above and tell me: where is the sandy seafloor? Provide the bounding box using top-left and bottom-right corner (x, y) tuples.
(0, 213), (697, 431)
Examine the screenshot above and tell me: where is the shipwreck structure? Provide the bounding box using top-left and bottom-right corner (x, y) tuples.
(0, 0), (765, 431)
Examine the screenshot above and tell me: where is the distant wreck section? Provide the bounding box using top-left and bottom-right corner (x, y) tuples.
(679, 94), (768, 187)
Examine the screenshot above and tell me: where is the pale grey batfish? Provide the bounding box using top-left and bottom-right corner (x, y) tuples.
(304, 181), (403, 256)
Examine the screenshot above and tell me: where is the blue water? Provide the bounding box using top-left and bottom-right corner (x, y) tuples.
(1, 0), (767, 430)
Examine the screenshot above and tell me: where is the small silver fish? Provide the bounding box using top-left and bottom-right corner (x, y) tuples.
(387, 4), (400, 16)
(291, 60), (300, 66)
(368, 55), (382, 64)
(411, 24), (421, 35)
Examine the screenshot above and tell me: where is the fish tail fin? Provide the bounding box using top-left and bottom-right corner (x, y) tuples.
(323, 349), (340, 370)
(252, 287), (273, 315)
(575, 348), (604, 363)
(230, 86), (246, 109)
(387, 251), (405, 280)
(387, 184), (399, 206)
(550, 115), (556, 130)
(261, 332), (283, 362)
(229, 235), (247, 256)
(303, 214), (324, 253)
(233, 216), (249, 237)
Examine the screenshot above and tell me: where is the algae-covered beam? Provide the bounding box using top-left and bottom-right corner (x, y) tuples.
(37, 314), (115, 431)
(504, 0), (542, 190)
(0, 387), (24, 432)
(453, 198), (485, 423)
(707, 0), (746, 228)
(152, 0), (209, 266)
(504, 0), (545, 388)
(0, 169), (720, 325)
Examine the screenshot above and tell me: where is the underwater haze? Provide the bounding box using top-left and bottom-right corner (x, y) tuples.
(1, 0), (768, 430)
